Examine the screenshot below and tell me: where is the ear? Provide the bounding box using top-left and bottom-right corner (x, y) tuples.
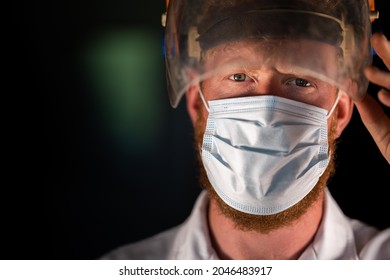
(186, 84), (202, 127)
(333, 91), (354, 137)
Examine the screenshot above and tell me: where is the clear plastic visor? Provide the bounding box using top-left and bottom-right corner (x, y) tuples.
(164, 6), (371, 108)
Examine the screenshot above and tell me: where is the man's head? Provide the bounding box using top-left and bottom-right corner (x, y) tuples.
(164, 0), (370, 232)
(185, 38), (353, 233)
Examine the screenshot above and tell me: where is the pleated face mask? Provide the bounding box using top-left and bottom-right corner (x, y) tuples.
(201, 95), (331, 215)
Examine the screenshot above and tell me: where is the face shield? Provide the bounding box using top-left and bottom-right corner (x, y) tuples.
(164, 0), (372, 110)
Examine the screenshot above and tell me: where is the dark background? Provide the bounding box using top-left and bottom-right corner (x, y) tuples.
(6, 0), (389, 259)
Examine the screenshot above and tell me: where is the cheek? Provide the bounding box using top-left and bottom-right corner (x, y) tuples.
(194, 98), (208, 138)
(194, 115), (207, 151)
(195, 92), (209, 125)
(327, 112), (339, 140)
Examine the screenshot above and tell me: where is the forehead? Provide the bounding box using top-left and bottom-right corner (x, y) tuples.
(202, 39), (339, 79)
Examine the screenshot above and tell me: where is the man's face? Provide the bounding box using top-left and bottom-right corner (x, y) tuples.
(194, 39), (341, 233)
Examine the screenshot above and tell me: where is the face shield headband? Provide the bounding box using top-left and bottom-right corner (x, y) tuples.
(197, 9), (345, 52)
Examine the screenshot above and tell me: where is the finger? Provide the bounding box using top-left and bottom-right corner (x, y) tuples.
(378, 89), (390, 107)
(364, 66), (390, 90)
(371, 33), (390, 69)
(354, 94), (390, 164)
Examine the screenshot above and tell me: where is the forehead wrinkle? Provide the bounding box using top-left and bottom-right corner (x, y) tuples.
(203, 47), (259, 75)
(202, 39), (278, 70)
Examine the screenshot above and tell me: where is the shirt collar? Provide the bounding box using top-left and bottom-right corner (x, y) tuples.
(170, 191), (220, 259)
(299, 189), (359, 259)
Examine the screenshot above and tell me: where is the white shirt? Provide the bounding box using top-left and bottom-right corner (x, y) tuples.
(102, 190), (390, 259)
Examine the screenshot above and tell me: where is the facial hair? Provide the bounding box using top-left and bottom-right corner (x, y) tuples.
(194, 105), (338, 234)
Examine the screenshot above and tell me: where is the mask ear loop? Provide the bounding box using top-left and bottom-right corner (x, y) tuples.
(326, 89), (341, 119)
(198, 87), (210, 112)
(197, 87), (210, 156)
(326, 89), (342, 161)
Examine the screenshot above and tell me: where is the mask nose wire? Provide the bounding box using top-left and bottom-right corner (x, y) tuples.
(198, 87), (210, 112)
(199, 86), (340, 118)
(326, 89), (341, 119)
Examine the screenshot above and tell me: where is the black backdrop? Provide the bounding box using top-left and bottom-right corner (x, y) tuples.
(6, 0), (389, 259)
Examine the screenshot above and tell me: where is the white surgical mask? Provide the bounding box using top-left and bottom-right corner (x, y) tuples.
(200, 94), (335, 215)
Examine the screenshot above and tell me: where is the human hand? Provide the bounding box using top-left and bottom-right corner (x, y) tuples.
(354, 32), (390, 164)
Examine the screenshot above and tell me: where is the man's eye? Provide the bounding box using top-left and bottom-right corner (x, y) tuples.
(291, 78), (312, 87)
(229, 73), (249, 82)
